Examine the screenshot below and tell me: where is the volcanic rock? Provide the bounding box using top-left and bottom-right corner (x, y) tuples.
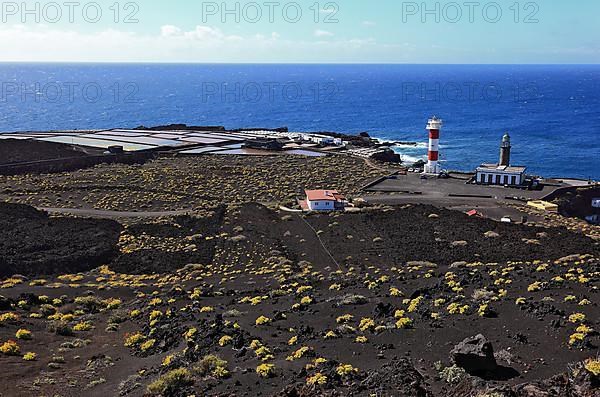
(451, 334), (498, 375)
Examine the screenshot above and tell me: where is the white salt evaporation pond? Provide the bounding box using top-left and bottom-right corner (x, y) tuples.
(211, 148), (326, 157)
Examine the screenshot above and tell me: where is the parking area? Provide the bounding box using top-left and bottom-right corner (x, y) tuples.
(362, 172), (564, 222)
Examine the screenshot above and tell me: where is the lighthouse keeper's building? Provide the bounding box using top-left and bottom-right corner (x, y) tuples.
(475, 133), (527, 186)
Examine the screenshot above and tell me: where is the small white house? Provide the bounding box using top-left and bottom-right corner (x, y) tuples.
(305, 190), (345, 211)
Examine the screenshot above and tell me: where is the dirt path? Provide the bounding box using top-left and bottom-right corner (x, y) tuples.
(41, 207), (193, 218)
(296, 213), (342, 271)
(363, 157), (386, 171)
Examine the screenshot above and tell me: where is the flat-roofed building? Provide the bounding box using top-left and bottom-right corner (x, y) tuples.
(476, 164), (527, 186)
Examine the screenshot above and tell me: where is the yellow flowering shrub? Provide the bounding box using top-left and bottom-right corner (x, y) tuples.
(140, 339), (156, 352)
(0, 340), (20, 355)
(447, 303), (469, 314)
(15, 329), (32, 340)
(73, 321), (93, 331)
(569, 313), (586, 323)
(390, 287), (403, 297)
(255, 316), (271, 325)
(130, 309), (141, 318)
(359, 318), (375, 332)
(162, 354), (175, 367)
(569, 332), (585, 346)
(149, 310), (162, 320)
(395, 317), (412, 329)
(256, 363), (275, 378)
(286, 346), (311, 361)
(336, 314), (353, 324)
(584, 359), (600, 376)
(296, 286), (312, 294)
(307, 372), (327, 385)
(336, 364), (358, 377)
(407, 296), (423, 313)
(218, 335), (233, 347)
(124, 332), (145, 347)
(0, 312), (19, 323)
(184, 327), (198, 342)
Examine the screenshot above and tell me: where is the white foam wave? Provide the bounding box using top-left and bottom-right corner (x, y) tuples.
(393, 142), (428, 149)
(399, 154), (426, 164)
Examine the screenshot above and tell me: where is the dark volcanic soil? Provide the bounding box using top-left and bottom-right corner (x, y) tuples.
(0, 139), (93, 165)
(555, 186), (600, 220)
(212, 203), (599, 271)
(0, 202), (598, 397)
(305, 204), (599, 266)
(0, 203), (122, 277)
(110, 209), (226, 274)
(2, 201), (597, 278)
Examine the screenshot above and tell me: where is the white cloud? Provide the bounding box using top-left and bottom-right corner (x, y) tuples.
(0, 24), (421, 63)
(362, 21), (376, 27)
(160, 25), (181, 37)
(314, 29), (334, 38)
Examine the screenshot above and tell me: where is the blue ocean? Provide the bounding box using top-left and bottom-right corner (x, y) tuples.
(0, 64), (598, 179)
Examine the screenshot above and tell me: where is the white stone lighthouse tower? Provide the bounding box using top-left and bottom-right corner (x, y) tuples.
(499, 132), (511, 166)
(424, 116), (442, 175)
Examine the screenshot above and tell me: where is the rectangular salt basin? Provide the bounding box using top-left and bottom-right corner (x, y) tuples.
(37, 136), (155, 151)
(285, 149), (326, 157)
(149, 130), (195, 136)
(0, 135), (36, 140)
(179, 137), (227, 144)
(80, 134), (184, 147)
(199, 133), (246, 141)
(179, 146), (228, 154)
(151, 133), (186, 139)
(211, 149), (275, 156)
(99, 130), (150, 137)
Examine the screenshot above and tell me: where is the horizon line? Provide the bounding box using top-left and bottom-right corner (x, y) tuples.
(1, 61), (600, 65)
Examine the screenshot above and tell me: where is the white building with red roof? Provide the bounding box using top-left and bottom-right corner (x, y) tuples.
(303, 189), (346, 211)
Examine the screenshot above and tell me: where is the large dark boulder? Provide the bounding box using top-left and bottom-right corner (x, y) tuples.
(451, 334), (498, 375)
(360, 358), (431, 397)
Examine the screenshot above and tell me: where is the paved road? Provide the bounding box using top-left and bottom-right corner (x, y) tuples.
(41, 207), (193, 218)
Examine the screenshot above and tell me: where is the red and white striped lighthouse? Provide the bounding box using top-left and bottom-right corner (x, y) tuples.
(424, 116), (442, 175)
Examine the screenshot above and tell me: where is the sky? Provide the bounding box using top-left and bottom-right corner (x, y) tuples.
(1, 0), (599, 63)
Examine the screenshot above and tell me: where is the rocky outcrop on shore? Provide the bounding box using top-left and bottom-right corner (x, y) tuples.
(370, 148), (402, 163)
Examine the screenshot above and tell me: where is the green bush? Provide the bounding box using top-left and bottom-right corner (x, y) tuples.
(439, 364), (467, 384)
(147, 368), (193, 396)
